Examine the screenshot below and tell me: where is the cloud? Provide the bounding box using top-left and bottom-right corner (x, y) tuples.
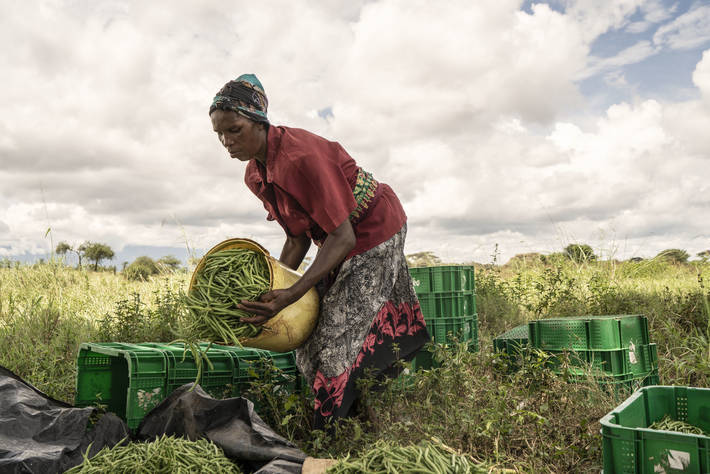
(563, 0), (646, 42)
(582, 40), (658, 79)
(625, 0), (675, 33)
(653, 3), (710, 50)
(0, 1), (708, 264)
(693, 49), (710, 99)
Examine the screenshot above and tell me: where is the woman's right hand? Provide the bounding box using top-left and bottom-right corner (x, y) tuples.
(239, 288), (300, 325)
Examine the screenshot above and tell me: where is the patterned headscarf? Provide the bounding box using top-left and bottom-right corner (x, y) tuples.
(209, 73), (269, 123)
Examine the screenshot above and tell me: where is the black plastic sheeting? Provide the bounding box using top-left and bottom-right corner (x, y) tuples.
(137, 384), (307, 474)
(0, 366), (306, 474)
(0, 365), (128, 474)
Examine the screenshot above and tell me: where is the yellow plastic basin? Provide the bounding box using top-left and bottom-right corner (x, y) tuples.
(189, 238), (319, 352)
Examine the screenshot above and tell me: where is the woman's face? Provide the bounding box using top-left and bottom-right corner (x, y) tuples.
(210, 109), (266, 162)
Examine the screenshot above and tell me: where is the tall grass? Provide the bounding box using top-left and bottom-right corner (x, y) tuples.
(0, 261), (188, 400)
(1, 256), (709, 471)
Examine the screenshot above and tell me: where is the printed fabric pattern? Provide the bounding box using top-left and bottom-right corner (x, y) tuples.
(294, 224), (430, 430)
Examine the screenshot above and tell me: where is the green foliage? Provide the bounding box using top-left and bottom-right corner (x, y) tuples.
(406, 251), (441, 267)
(0, 295), (94, 401)
(123, 256), (160, 280)
(81, 241), (115, 270)
(504, 252), (544, 268)
(564, 243), (597, 263)
(3, 256), (710, 472)
(283, 345), (614, 471)
(55, 241), (72, 255)
(98, 286), (184, 343)
(157, 255), (182, 272)
(656, 248), (690, 264)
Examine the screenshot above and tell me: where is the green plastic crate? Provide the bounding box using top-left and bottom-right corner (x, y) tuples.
(408, 267), (432, 294)
(546, 343), (657, 377)
(412, 315), (478, 370)
(142, 343), (236, 400)
(206, 344), (302, 395)
(469, 317), (479, 352)
(76, 342), (169, 430)
(425, 315), (477, 344)
(418, 292), (475, 318)
(75, 342), (302, 430)
(429, 266), (475, 292)
(561, 369), (659, 404)
(601, 386), (710, 473)
(492, 324), (530, 362)
(529, 314), (649, 351)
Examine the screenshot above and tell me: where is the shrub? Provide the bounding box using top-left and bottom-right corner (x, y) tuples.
(656, 248), (690, 264)
(123, 256), (160, 280)
(564, 243), (597, 263)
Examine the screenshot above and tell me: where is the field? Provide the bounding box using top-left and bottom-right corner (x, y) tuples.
(1, 255), (709, 472)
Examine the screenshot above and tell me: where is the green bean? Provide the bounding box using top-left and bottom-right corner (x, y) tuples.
(649, 415), (709, 436)
(65, 434), (242, 473)
(183, 248), (270, 346)
(326, 439), (489, 473)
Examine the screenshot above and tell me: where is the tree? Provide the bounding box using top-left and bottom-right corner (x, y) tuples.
(82, 242), (115, 270)
(123, 256), (159, 280)
(697, 250), (710, 262)
(406, 251), (441, 267)
(55, 241), (72, 257)
(55, 241), (85, 267)
(157, 255), (182, 272)
(505, 252), (544, 267)
(656, 248), (689, 264)
(564, 243), (597, 263)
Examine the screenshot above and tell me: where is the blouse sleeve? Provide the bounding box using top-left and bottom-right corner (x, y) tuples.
(281, 146), (357, 234)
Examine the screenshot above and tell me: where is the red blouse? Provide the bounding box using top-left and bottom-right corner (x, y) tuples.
(244, 125), (406, 259)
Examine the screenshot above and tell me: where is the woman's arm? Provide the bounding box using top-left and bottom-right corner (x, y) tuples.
(239, 218), (356, 323)
(279, 233), (311, 270)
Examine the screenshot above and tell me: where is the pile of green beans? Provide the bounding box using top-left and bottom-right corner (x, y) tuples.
(649, 415), (709, 436)
(326, 439), (488, 474)
(65, 434), (242, 473)
(184, 248), (271, 345)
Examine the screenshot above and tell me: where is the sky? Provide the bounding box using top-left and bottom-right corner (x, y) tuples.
(1, 0), (709, 266)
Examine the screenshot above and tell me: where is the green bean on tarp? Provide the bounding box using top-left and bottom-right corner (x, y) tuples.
(326, 439), (490, 474)
(648, 415), (709, 436)
(175, 248), (271, 390)
(65, 434), (242, 473)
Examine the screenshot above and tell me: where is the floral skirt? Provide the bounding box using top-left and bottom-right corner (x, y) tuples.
(295, 224), (430, 430)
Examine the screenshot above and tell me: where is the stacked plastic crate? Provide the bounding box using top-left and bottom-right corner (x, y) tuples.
(74, 342), (302, 430)
(408, 265), (478, 369)
(601, 385), (710, 472)
(493, 314), (658, 393)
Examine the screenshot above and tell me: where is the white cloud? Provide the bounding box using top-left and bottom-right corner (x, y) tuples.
(653, 3), (710, 50)
(582, 40), (658, 79)
(563, 0), (646, 42)
(625, 0), (675, 33)
(693, 49), (710, 99)
(0, 1), (708, 264)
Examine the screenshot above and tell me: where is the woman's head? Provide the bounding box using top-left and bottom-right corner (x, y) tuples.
(209, 73), (268, 123)
(210, 74), (269, 163)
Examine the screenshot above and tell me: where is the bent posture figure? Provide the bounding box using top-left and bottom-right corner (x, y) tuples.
(209, 74), (430, 430)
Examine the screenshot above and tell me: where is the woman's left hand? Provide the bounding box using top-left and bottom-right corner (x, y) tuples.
(239, 289), (297, 325)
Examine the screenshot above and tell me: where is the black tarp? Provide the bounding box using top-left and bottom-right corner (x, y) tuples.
(137, 384), (306, 474)
(0, 366), (128, 474)
(0, 366), (306, 473)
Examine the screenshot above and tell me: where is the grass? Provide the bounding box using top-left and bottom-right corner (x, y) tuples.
(1, 256), (709, 472)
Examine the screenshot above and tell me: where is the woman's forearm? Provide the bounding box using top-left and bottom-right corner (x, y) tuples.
(238, 219), (356, 322)
(288, 218), (356, 299)
(279, 233), (311, 270)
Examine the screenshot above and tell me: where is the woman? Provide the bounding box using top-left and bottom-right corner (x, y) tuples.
(209, 74), (430, 431)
